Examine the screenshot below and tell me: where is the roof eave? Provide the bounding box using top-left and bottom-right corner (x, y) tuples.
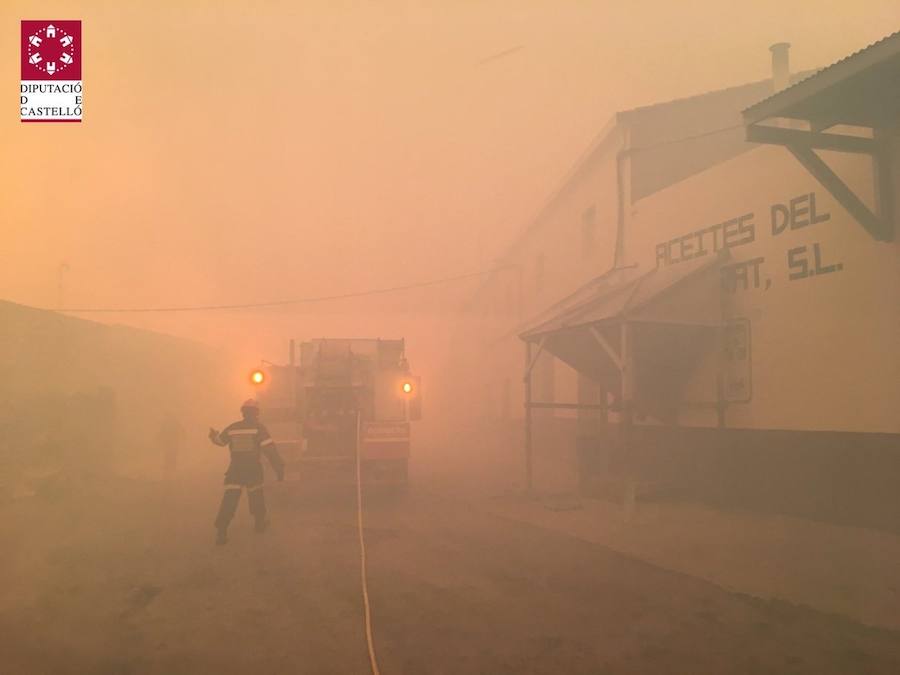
(742, 31), (900, 125)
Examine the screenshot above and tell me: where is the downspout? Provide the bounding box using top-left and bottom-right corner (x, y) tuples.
(614, 124), (631, 269)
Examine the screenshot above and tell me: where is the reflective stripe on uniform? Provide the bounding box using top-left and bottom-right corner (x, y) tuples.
(260, 438), (274, 446)
(224, 484), (242, 491)
(228, 428), (258, 435)
(247, 484), (264, 492)
(230, 433), (258, 452)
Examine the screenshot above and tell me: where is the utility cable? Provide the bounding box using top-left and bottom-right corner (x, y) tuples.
(626, 123), (744, 154)
(53, 268), (506, 314)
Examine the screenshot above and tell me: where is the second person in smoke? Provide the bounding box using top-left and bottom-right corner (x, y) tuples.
(208, 399), (284, 545)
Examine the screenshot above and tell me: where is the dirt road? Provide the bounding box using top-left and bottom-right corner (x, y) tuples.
(2, 475), (899, 674)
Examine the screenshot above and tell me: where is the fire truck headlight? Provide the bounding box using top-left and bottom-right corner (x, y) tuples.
(251, 370), (265, 385)
(402, 381), (413, 394)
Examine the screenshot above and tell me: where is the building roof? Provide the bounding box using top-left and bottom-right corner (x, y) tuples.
(520, 251), (726, 340)
(469, 72), (809, 305)
(743, 31), (900, 127)
(517, 253), (727, 387)
(493, 71), (815, 266)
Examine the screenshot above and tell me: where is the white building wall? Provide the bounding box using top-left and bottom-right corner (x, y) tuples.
(464, 93), (898, 437)
(626, 144), (900, 434)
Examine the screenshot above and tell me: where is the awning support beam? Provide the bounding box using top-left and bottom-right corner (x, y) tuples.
(745, 122), (894, 242)
(809, 117), (840, 133)
(873, 128), (895, 239)
(787, 144), (890, 241)
(589, 326), (623, 372)
(746, 124), (878, 154)
(524, 341), (534, 494)
(523, 336), (547, 381)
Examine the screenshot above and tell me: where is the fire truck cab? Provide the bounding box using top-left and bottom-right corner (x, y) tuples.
(251, 338), (421, 486)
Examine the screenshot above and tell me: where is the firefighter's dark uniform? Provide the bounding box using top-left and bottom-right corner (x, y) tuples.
(211, 420), (284, 532)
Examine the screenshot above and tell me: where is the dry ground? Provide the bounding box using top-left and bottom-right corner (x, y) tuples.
(2, 473), (900, 675)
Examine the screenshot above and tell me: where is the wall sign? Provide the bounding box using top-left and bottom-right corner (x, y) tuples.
(654, 192), (843, 293)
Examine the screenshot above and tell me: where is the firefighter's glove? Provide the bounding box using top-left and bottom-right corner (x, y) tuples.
(208, 428), (219, 444)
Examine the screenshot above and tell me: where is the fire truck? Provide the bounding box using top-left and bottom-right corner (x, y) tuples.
(250, 338), (421, 486)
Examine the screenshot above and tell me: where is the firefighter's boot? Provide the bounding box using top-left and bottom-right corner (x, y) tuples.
(215, 527), (228, 546)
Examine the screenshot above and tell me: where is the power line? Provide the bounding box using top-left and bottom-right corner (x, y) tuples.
(56, 268), (503, 314)
(627, 123), (744, 154)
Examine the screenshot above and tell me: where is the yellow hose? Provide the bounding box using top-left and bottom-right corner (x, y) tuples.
(356, 412), (381, 675)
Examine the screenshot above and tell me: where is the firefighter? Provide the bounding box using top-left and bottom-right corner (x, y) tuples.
(208, 399), (284, 545)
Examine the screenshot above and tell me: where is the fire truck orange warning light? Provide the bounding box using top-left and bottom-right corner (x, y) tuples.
(402, 382), (413, 394)
(251, 370), (265, 385)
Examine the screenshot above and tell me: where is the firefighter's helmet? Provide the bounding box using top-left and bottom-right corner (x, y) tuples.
(241, 398), (260, 412)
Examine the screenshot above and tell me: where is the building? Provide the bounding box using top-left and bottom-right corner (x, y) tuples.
(0, 300), (238, 486)
(463, 45), (811, 418)
(460, 36), (900, 531)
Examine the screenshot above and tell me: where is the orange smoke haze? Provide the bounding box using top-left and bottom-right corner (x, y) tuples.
(2, 0), (897, 360)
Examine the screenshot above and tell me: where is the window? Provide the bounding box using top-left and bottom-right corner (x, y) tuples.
(581, 205), (597, 260)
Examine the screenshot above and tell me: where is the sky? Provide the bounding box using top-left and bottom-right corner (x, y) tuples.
(1, 0), (898, 360)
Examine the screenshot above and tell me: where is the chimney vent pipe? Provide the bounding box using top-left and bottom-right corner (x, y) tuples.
(770, 42), (791, 92)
